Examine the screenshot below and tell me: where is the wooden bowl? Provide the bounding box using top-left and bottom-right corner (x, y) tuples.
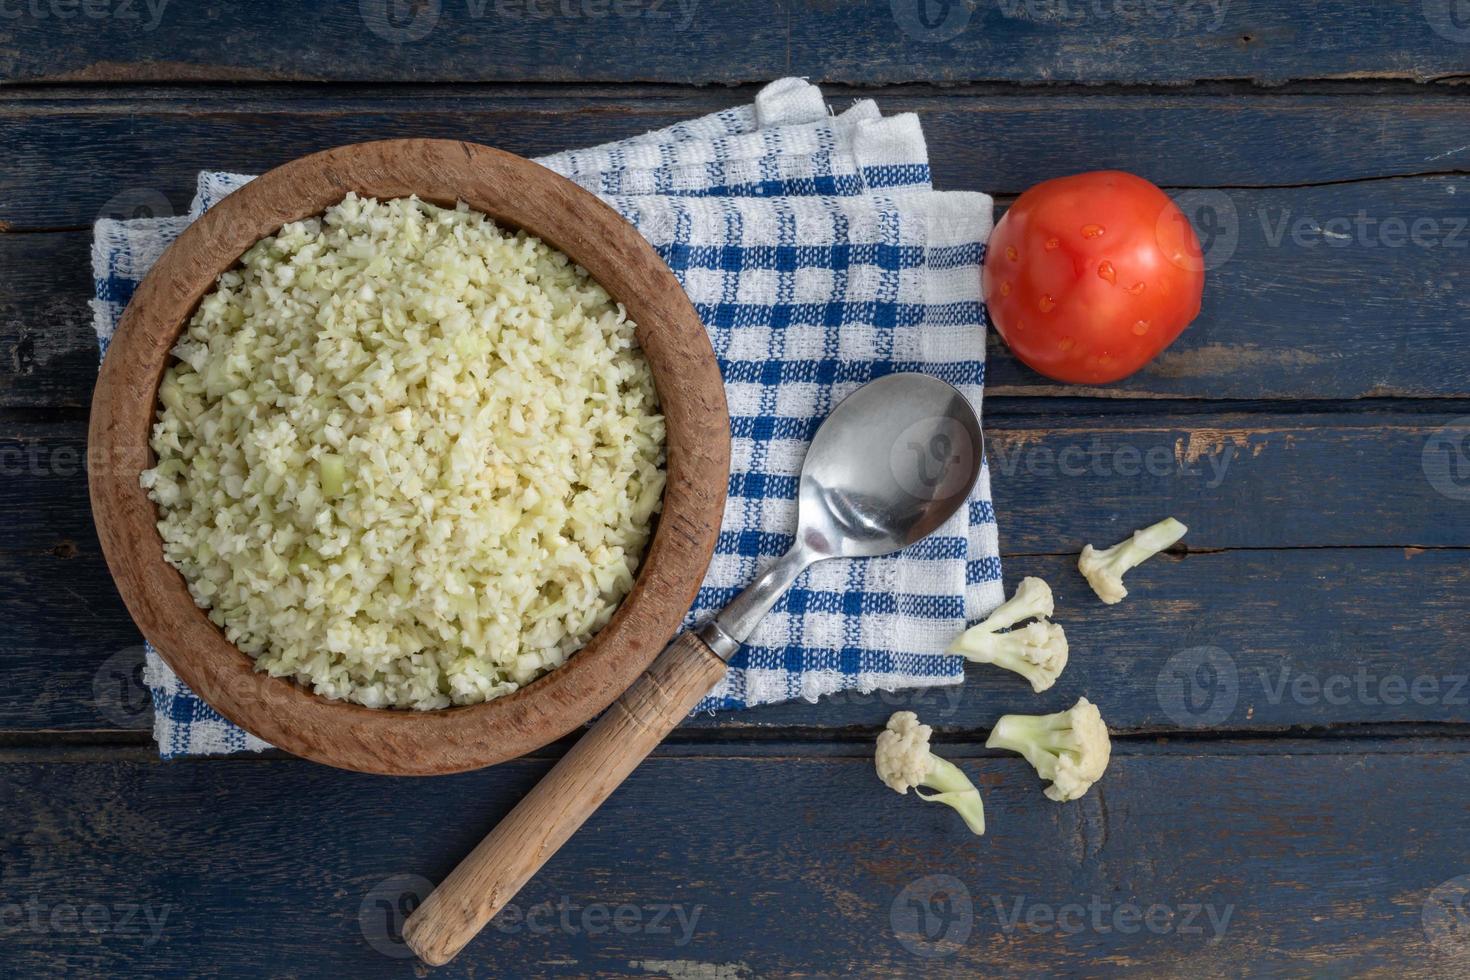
(88, 139), (730, 776)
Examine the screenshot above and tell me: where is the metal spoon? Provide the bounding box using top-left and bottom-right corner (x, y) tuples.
(404, 372), (984, 965)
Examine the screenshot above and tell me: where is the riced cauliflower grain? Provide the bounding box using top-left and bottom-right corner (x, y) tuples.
(142, 194), (666, 709)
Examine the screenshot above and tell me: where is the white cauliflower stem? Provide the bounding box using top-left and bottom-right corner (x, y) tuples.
(971, 576), (1054, 633)
(875, 711), (985, 835)
(947, 577), (1068, 691)
(986, 697), (1112, 802)
(1078, 517), (1188, 605)
(950, 620), (1068, 693)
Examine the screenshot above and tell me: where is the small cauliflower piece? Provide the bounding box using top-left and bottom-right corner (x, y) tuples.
(318, 453), (347, 498)
(970, 576), (1054, 633)
(949, 619), (1068, 693)
(986, 697), (1112, 802)
(875, 711), (985, 835)
(946, 577), (1067, 691)
(1078, 517), (1187, 605)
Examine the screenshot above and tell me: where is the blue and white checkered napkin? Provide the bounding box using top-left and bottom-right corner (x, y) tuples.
(91, 78), (1004, 756)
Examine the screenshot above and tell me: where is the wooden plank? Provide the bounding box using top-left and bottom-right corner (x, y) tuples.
(5, 413), (1469, 733)
(8, 174), (1470, 405)
(985, 412), (1470, 550)
(0, 231), (98, 408)
(6, 90), (1470, 229)
(706, 546), (1470, 733)
(2, 745), (1468, 975)
(8, 547), (1469, 735)
(8, 410), (1467, 555)
(0, 2), (1465, 85)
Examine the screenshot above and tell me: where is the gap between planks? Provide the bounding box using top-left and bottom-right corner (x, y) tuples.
(4, 728), (1470, 762)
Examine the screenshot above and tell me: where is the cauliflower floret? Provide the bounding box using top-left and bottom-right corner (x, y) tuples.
(971, 576), (1054, 633)
(1078, 517), (1187, 605)
(875, 711), (985, 835)
(986, 697), (1112, 802)
(949, 619), (1069, 693)
(946, 577), (1067, 691)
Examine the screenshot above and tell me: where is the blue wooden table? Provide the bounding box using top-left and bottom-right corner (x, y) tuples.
(4, 3), (1470, 975)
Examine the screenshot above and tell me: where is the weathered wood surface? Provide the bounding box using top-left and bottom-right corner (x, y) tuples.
(7, 89), (1470, 230)
(4, 744), (1470, 976)
(11, 412), (1468, 551)
(11, 178), (1470, 403)
(14, 546), (1468, 736)
(1, 13), (1467, 974)
(1, 2), (1467, 85)
(5, 413), (1468, 734)
(6, 92), (1470, 404)
(402, 631), (732, 964)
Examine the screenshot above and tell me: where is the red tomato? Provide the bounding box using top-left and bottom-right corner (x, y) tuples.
(982, 170), (1204, 384)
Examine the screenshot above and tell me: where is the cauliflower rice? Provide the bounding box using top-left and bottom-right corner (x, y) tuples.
(141, 193), (666, 709)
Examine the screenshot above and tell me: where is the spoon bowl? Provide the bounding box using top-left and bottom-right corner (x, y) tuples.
(706, 372), (984, 650)
(799, 372), (984, 559)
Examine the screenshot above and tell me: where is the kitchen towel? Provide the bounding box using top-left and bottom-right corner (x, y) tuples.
(91, 78), (1003, 757)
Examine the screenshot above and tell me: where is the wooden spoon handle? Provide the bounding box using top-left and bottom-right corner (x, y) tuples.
(402, 631), (728, 966)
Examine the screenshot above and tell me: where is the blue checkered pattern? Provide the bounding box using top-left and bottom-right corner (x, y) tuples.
(91, 79), (1003, 756)
(604, 191), (1003, 709)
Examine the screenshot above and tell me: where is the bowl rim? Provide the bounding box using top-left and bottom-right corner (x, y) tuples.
(87, 139), (730, 775)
